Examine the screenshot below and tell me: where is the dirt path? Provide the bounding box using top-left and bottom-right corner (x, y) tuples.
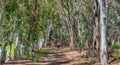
(4, 47), (120, 65)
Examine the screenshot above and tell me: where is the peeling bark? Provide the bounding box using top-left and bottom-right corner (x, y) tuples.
(93, 0), (100, 57)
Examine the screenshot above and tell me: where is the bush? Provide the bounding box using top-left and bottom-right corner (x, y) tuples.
(111, 44), (120, 59)
(34, 48), (49, 55)
(111, 44), (120, 49)
(24, 48), (49, 62)
(24, 53), (36, 58)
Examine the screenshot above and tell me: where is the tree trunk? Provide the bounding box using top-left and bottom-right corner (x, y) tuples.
(93, 0), (100, 57)
(38, 38), (44, 49)
(5, 32), (13, 62)
(69, 28), (74, 49)
(44, 23), (52, 47)
(0, 0), (6, 64)
(0, 44), (6, 65)
(14, 32), (20, 59)
(98, 0), (108, 65)
(5, 45), (11, 62)
(0, 0), (6, 26)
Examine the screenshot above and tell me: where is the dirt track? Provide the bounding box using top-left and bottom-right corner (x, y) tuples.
(4, 47), (120, 65)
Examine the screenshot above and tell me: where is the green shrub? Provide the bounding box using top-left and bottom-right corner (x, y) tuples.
(114, 50), (120, 59)
(34, 48), (49, 55)
(34, 56), (40, 62)
(111, 44), (120, 59)
(24, 48), (49, 62)
(111, 44), (120, 49)
(24, 53), (36, 58)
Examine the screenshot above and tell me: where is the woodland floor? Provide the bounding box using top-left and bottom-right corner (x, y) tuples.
(4, 47), (120, 65)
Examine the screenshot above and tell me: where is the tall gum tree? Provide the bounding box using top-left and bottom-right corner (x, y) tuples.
(98, 0), (108, 65)
(0, 0), (6, 64)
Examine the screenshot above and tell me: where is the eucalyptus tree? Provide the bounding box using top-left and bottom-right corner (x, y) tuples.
(13, 0), (23, 59)
(56, 0), (79, 49)
(0, 0), (7, 64)
(37, 0), (59, 47)
(107, 0), (120, 44)
(4, 0), (19, 61)
(98, 0), (108, 65)
(56, 0), (94, 50)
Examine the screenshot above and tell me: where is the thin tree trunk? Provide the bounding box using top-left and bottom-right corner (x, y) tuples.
(5, 32), (13, 62)
(38, 38), (44, 49)
(5, 45), (11, 62)
(0, 0), (6, 26)
(0, 0), (6, 64)
(66, 0), (74, 49)
(21, 42), (25, 55)
(69, 28), (74, 49)
(44, 23), (52, 47)
(0, 44), (6, 65)
(98, 0), (108, 65)
(93, 0), (100, 58)
(14, 32), (20, 59)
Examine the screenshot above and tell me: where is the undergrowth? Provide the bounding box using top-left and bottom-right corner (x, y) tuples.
(111, 44), (120, 59)
(24, 48), (49, 62)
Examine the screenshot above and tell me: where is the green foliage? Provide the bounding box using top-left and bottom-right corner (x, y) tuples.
(5, 43), (15, 60)
(114, 50), (120, 59)
(34, 48), (49, 55)
(111, 44), (120, 59)
(76, 42), (85, 51)
(20, 44), (23, 55)
(0, 0), (120, 63)
(116, 0), (120, 3)
(24, 48), (49, 62)
(111, 44), (120, 49)
(5, 43), (23, 60)
(24, 53), (36, 58)
(11, 44), (14, 60)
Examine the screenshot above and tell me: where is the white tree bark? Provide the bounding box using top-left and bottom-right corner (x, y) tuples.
(98, 0), (108, 65)
(14, 32), (20, 59)
(44, 23), (52, 47)
(38, 38), (44, 49)
(0, 46), (2, 61)
(0, 44), (6, 64)
(28, 43), (32, 53)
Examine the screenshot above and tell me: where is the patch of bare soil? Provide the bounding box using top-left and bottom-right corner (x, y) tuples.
(4, 47), (120, 65)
